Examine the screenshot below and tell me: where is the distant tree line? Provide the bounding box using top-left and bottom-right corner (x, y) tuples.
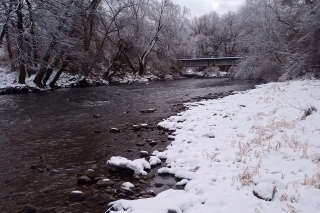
(0, 0), (319, 87)
(188, 0), (320, 81)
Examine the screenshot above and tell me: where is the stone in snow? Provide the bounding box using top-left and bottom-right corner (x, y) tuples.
(253, 182), (276, 201)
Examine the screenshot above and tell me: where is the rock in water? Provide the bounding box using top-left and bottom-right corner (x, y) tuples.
(77, 175), (92, 184)
(22, 204), (38, 213)
(68, 191), (86, 202)
(110, 128), (120, 133)
(85, 169), (95, 178)
(253, 182), (276, 201)
(96, 179), (114, 187)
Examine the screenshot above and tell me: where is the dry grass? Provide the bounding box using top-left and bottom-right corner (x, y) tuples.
(238, 167), (253, 186)
(301, 172), (320, 189)
(202, 150), (220, 162)
(311, 153), (320, 163)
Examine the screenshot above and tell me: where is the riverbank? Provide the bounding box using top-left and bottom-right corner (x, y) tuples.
(0, 67), (231, 95)
(108, 80), (320, 213)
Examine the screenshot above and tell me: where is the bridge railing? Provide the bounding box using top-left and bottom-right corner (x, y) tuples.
(177, 54), (238, 59)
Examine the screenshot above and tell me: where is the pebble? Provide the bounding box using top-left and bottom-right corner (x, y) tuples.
(136, 142), (146, 146)
(85, 169), (95, 178)
(77, 175), (91, 184)
(154, 182), (164, 188)
(96, 180), (114, 187)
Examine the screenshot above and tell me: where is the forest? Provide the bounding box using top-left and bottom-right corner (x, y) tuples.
(0, 0), (319, 88)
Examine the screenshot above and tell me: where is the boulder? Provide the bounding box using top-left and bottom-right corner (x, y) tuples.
(253, 182), (276, 201)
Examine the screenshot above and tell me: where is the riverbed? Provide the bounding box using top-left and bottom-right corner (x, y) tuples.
(0, 78), (257, 213)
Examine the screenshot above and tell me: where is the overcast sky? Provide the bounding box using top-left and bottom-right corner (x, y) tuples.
(173, 0), (245, 17)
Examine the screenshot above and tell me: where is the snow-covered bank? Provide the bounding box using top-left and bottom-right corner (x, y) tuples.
(0, 68), (160, 94)
(108, 80), (320, 213)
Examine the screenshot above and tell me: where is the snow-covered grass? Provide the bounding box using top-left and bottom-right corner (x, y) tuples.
(108, 80), (320, 213)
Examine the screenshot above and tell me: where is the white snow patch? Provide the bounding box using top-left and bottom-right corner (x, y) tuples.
(107, 156), (150, 175)
(71, 190), (83, 194)
(149, 156), (162, 166)
(122, 182), (135, 190)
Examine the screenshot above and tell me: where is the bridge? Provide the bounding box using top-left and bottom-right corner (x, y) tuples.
(177, 57), (242, 67)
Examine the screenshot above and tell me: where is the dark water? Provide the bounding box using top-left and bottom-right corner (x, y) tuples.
(0, 78), (257, 212)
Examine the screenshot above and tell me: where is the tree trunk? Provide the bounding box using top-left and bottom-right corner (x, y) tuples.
(49, 57), (70, 89)
(0, 24), (6, 47)
(43, 51), (64, 86)
(138, 60), (146, 76)
(16, 0), (26, 84)
(33, 42), (55, 88)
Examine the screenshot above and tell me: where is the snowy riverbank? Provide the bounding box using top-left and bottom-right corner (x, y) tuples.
(108, 80), (320, 213)
(0, 67), (160, 94)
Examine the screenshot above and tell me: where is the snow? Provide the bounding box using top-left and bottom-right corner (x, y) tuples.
(108, 80), (320, 213)
(149, 156), (161, 166)
(253, 182), (276, 201)
(107, 156), (151, 175)
(71, 190), (83, 194)
(122, 182), (135, 190)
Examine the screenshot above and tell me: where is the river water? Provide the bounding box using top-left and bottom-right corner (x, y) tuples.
(0, 78), (257, 213)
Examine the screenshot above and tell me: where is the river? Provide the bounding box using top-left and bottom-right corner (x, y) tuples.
(0, 78), (257, 213)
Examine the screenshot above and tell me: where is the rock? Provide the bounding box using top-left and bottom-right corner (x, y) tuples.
(147, 173), (155, 179)
(22, 204), (38, 213)
(78, 78), (90, 87)
(50, 169), (59, 175)
(110, 128), (120, 133)
(117, 193), (126, 199)
(105, 187), (113, 194)
(154, 182), (164, 188)
(93, 114), (103, 118)
(132, 125), (141, 130)
(46, 165), (53, 171)
(94, 176), (105, 182)
(85, 169), (95, 178)
(136, 142), (146, 146)
(167, 209), (177, 213)
(146, 108), (156, 113)
(140, 123), (149, 128)
(77, 175), (92, 184)
(139, 190), (147, 195)
(68, 191), (86, 202)
(138, 180), (148, 185)
(96, 179), (114, 187)
(141, 194), (154, 198)
(149, 141), (158, 146)
(253, 182), (276, 201)
(140, 151), (150, 157)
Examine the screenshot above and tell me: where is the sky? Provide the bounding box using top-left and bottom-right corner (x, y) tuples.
(173, 0), (245, 17)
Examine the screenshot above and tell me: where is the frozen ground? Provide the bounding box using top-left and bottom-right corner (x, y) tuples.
(108, 80), (320, 213)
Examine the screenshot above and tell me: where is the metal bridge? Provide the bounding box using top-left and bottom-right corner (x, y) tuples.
(177, 56), (242, 67)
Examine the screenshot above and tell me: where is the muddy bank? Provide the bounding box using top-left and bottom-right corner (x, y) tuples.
(0, 78), (257, 213)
